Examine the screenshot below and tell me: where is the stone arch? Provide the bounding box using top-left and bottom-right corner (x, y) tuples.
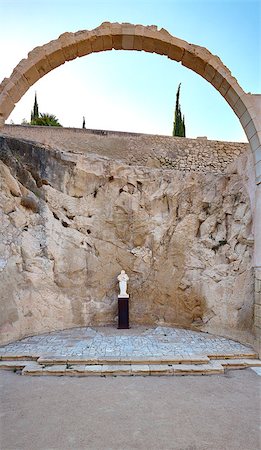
(0, 22), (260, 183)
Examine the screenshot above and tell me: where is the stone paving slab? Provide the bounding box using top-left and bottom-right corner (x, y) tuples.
(149, 364), (174, 375)
(217, 359), (261, 368)
(131, 364), (150, 375)
(0, 354), (39, 361)
(0, 360), (32, 370)
(171, 361), (224, 375)
(36, 354), (211, 365)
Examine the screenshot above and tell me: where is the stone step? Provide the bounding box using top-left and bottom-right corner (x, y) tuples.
(1, 351), (257, 365)
(0, 354), (38, 361)
(36, 354), (210, 366)
(1, 355), (260, 375)
(0, 360), (32, 370)
(1, 356), (260, 376)
(21, 361), (225, 376)
(216, 358), (261, 369)
(209, 353), (258, 360)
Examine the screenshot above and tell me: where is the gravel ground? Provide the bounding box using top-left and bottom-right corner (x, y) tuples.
(0, 368), (260, 450)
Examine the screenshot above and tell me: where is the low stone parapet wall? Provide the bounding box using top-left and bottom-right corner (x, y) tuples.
(1, 125), (249, 174)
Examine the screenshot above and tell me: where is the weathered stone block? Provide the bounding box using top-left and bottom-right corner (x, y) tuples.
(0, 92), (15, 119)
(149, 364), (173, 375)
(34, 56), (53, 77)
(225, 87), (240, 108)
(122, 34), (134, 50)
(89, 32), (104, 53)
(58, 33), (78, 61)
(153, 38), (170, 56)
(233, 98), (247, 118)
(131, 364), (150, 374)
(23, 64), (41, 86)
(133, 25), (144, 51)
(5, 68), (30, 99)
(102, 34), (113, 51)
(133, 34), (143, 51)
(121, 23), (135, 36)
(219, 79), (231, 97)
(182, 51), (207, 76)
(240, 109), (252, 129)
(245, 119), (257, 141)
(141, 36), (155, 53)
(167, 41), (184, 61)
(211, 71), (225, 90)
(76, 37), (92, 58)
(250, 132), (261, 153)
(45, 46), (66, 70)
(256, 160), (261, 179)
(112, 36), (123, 50)
(203, 64), (216, 82)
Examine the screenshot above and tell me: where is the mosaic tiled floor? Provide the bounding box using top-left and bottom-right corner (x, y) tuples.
(0, 327), (259, 376)
(0, 326), (256, 358)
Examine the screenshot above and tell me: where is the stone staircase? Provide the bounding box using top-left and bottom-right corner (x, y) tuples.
(1, 353), (260, 376)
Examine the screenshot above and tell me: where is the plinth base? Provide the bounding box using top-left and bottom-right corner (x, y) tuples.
(118, 297), (129, 329)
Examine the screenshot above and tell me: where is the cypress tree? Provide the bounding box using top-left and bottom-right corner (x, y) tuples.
(172, 83), (186, 137)
(31, 92), (39, 121)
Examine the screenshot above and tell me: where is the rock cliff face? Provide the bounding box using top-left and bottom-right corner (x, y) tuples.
(0, 133), (255, 345)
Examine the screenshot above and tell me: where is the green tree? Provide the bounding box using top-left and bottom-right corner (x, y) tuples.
(173, 83), (186, 137)
(31, 92), (39, 121)
(31, 113), (62, 127)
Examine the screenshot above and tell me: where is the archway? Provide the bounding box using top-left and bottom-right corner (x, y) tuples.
(0, 22), (260, 344)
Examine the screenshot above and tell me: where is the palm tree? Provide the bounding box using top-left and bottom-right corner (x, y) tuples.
(31, 113), (62, 127)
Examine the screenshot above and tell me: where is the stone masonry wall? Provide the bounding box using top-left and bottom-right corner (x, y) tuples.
(2, 125), (248, 174)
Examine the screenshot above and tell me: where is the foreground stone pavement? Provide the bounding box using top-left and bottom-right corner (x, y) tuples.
(0, 326), (260, 376)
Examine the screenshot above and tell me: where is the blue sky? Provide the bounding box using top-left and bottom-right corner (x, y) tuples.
(0, 0), (260, 141)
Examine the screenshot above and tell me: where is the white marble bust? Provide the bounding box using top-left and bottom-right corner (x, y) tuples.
(117, 270), (129, 298)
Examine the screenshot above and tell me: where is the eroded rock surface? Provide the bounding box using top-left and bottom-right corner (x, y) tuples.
(0, 134), (255, 345)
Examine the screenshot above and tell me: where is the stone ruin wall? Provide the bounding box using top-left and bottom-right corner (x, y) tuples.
(0, 127), (256, 346)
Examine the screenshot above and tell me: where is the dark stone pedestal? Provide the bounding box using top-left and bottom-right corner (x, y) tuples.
(118, 297), (129, 329)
